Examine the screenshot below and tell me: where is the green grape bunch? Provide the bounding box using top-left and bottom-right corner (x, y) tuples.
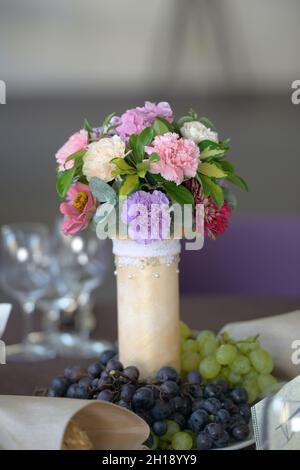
(180, 321), (278, 403)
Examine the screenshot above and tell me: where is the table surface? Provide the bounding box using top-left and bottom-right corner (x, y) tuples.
(1, 295), (300, 396)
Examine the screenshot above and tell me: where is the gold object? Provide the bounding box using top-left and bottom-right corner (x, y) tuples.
(62, 419), (93, 450)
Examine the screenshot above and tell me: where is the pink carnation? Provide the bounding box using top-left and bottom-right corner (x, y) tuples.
(147, 132), (199, 185)
(56, 129), (88, 171)
(59, 182), (96, 235)
(115, 101), (173, 142)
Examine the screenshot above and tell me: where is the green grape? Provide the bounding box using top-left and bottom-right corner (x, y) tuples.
(150, 432), (159, 449)
(219, 366), (231, 381)
(197, 330), (218, 357)
(237, 341), (260, 354)
(181, 351), (200, 372)
(242, 378), (260, 403)
(257, 374), (278, 396)
(230, 354), (251, 375)
(191, 329), (200, 339)
(227, 370), (242, 385)
(244, 369), (259, 382)
(160, 420), (180, 442)
(180, 321), (191, 339)
(171, 432), (193, 450)
(249, 349), (273, 374)
(159, 440), (169, 450)
(182, 339), (198, 353)
(199, 355), (221, 380)
(183, 429), (196, 447)
(216, 344), (238, 365)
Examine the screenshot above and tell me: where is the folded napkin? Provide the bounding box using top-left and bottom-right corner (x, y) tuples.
(0, 304), (11, 364)
(0, 396), (149, 450)
(221, 309), (300, 381)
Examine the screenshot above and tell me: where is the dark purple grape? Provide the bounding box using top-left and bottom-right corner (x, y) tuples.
(87, 362), (104, 378)
(97, 389), (114, 402)
(192, 399), (206, 412)
(132, 387), (155, 411)
(122, 366), (139, 382)
(170, 412), (186, 429)
(160, 380), (179, 399)
(99, 349), (116, 366)
(228, 415), (246, 430)
(239, 403), (251, 423)
(214, 430), (230, 448)
(188, 409), (209, 433)
(78, 376), (93, 388)
(214, 379), (229, 394)
(216, 408), (230, 424)
(189, 384), (203, 399)
(151, 400), (171, 420)
(47, 388), (59, 397)
(106, 359), (123, 373)
(230, 387), (248, 405)
(120, 383), (136, 403)
(231, 423), (249, 441)
(187, 371), (202, 385)
(66, 384), (90, 399)
(91, 378), (99, 389)
(152, 420), (167, 436)
(64, 366), (87, 383)
(202, 397), (221, 414)
(170, 396), (192, 417)
(196, 431), (213, 450)
(156, 367), (179, 384)
(143, 433), (153, 448)
(137, 410), (154, 426)
(51, 377), (70, 396)
(204, 383), (221, 399)
(117, 399), (131, 409)
(205, 422), (224, 440)
(222, 398), (235, 412)
(97, 376), (113, 390)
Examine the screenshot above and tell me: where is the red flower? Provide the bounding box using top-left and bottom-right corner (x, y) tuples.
(185, 178), (231, 240)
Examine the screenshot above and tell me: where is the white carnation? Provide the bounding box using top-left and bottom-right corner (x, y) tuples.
(180, 121), (218, 145)
(82, 135), (125, 182)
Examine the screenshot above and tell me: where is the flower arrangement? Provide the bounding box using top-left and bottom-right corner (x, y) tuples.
(55, 101), (247, 242)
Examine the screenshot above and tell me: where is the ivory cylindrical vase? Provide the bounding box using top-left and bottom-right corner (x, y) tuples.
(113, 239), (181, 379)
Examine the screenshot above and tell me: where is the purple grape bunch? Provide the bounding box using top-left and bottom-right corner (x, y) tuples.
(47, 350), (250, 450)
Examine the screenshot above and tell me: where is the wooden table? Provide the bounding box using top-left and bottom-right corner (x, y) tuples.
(1, 295), (299, 395)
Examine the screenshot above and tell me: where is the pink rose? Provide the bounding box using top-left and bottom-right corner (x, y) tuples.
(60, 182), (96, 235)
(147, 132), (199, 185)
(56, 129), (88, 171)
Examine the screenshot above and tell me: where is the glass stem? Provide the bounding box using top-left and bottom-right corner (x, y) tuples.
(21, 300), (35, 347)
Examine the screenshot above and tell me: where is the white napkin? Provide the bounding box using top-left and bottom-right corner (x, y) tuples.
(0, 303), (11, 364)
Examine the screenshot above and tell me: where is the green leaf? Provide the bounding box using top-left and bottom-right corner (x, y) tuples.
(152, 117), (172, 135)
(199, 116), (215, 130)
(136, 161), (149, 178)
(216, 159), (235, 173)
(226, 173), (249, 192)
(199, 162), (227, 178)
(56, 169), (75, 199)
(149, 152), (160, 163)
(101, 112), (116, 136)
(164, 181), (194, 206)
(89, 177), (117, 203)
(110, 157), (135, 173)
(119, 174), (140, 196)
(176, 115), (194, 128)
(223, 187), (237, 210)
(65, 149), (86, 164)
(200, 147), (226, 160)
(197, 174), (224, 208)
(83, 118), (93, 134)
(136, 127), (154, 162)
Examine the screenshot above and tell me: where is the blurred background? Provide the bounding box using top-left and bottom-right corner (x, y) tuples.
(0, 0), (299, 311)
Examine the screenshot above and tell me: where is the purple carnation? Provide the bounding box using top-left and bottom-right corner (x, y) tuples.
(121, 190), (171, 244)
(115, 101), (173, 143)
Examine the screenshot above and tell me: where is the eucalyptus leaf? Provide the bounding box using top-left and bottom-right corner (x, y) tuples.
(176, 115), (194, 128)
(119, 174), (140, 196)
(199, 116), (215, 130)
(89, 177), (117, 203)
(164, 181), (194, 206)
(198, 162), (227, 178)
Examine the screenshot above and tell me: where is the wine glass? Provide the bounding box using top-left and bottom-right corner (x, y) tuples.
(0, 223), (56, 361)
(41, 223), (112, 357)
